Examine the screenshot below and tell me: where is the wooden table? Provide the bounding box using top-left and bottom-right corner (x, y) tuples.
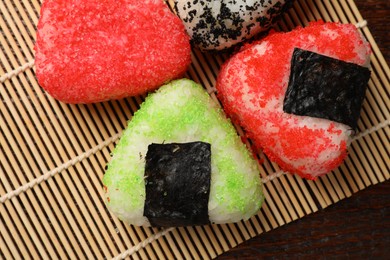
(217, 0), (390, 258)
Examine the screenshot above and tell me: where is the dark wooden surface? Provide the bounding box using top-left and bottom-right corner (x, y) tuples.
(355, 0), (390, 65)
(217, 0), (390, 259)
(217, 182), (390, 259)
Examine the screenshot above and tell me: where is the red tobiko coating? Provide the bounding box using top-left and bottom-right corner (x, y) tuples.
(216, 21), (371, 179)
(35, 0), (191, 103)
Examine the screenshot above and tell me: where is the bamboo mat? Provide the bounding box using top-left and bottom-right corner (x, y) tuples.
(0, 0), (389, 259)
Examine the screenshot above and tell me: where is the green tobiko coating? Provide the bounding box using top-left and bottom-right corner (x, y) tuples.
(103, 79), (264, 226)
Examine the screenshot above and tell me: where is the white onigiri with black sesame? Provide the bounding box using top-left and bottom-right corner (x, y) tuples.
(173, 0), (292, 50)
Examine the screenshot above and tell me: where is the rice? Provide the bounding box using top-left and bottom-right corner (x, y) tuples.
(103, 79), (264, 226)
(216, 21), (371, 179)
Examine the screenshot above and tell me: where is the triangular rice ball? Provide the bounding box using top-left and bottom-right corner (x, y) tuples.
(103, 79), (264, 226)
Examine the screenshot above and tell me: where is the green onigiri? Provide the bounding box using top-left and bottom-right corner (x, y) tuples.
(103, 79), (264, 226)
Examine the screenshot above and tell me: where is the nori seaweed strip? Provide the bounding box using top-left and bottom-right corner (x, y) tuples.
(283, 48), (371, 129)
(143, 142), (211, 227)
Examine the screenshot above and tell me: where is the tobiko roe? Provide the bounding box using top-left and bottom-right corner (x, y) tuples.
(216, 21), (371, 180)
(35, 0), (191, 103)
(102, 79), (264, 226)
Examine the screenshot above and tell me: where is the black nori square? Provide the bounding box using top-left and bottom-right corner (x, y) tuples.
(143, 142), (211, 227)
(283, 48), (371, 130)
